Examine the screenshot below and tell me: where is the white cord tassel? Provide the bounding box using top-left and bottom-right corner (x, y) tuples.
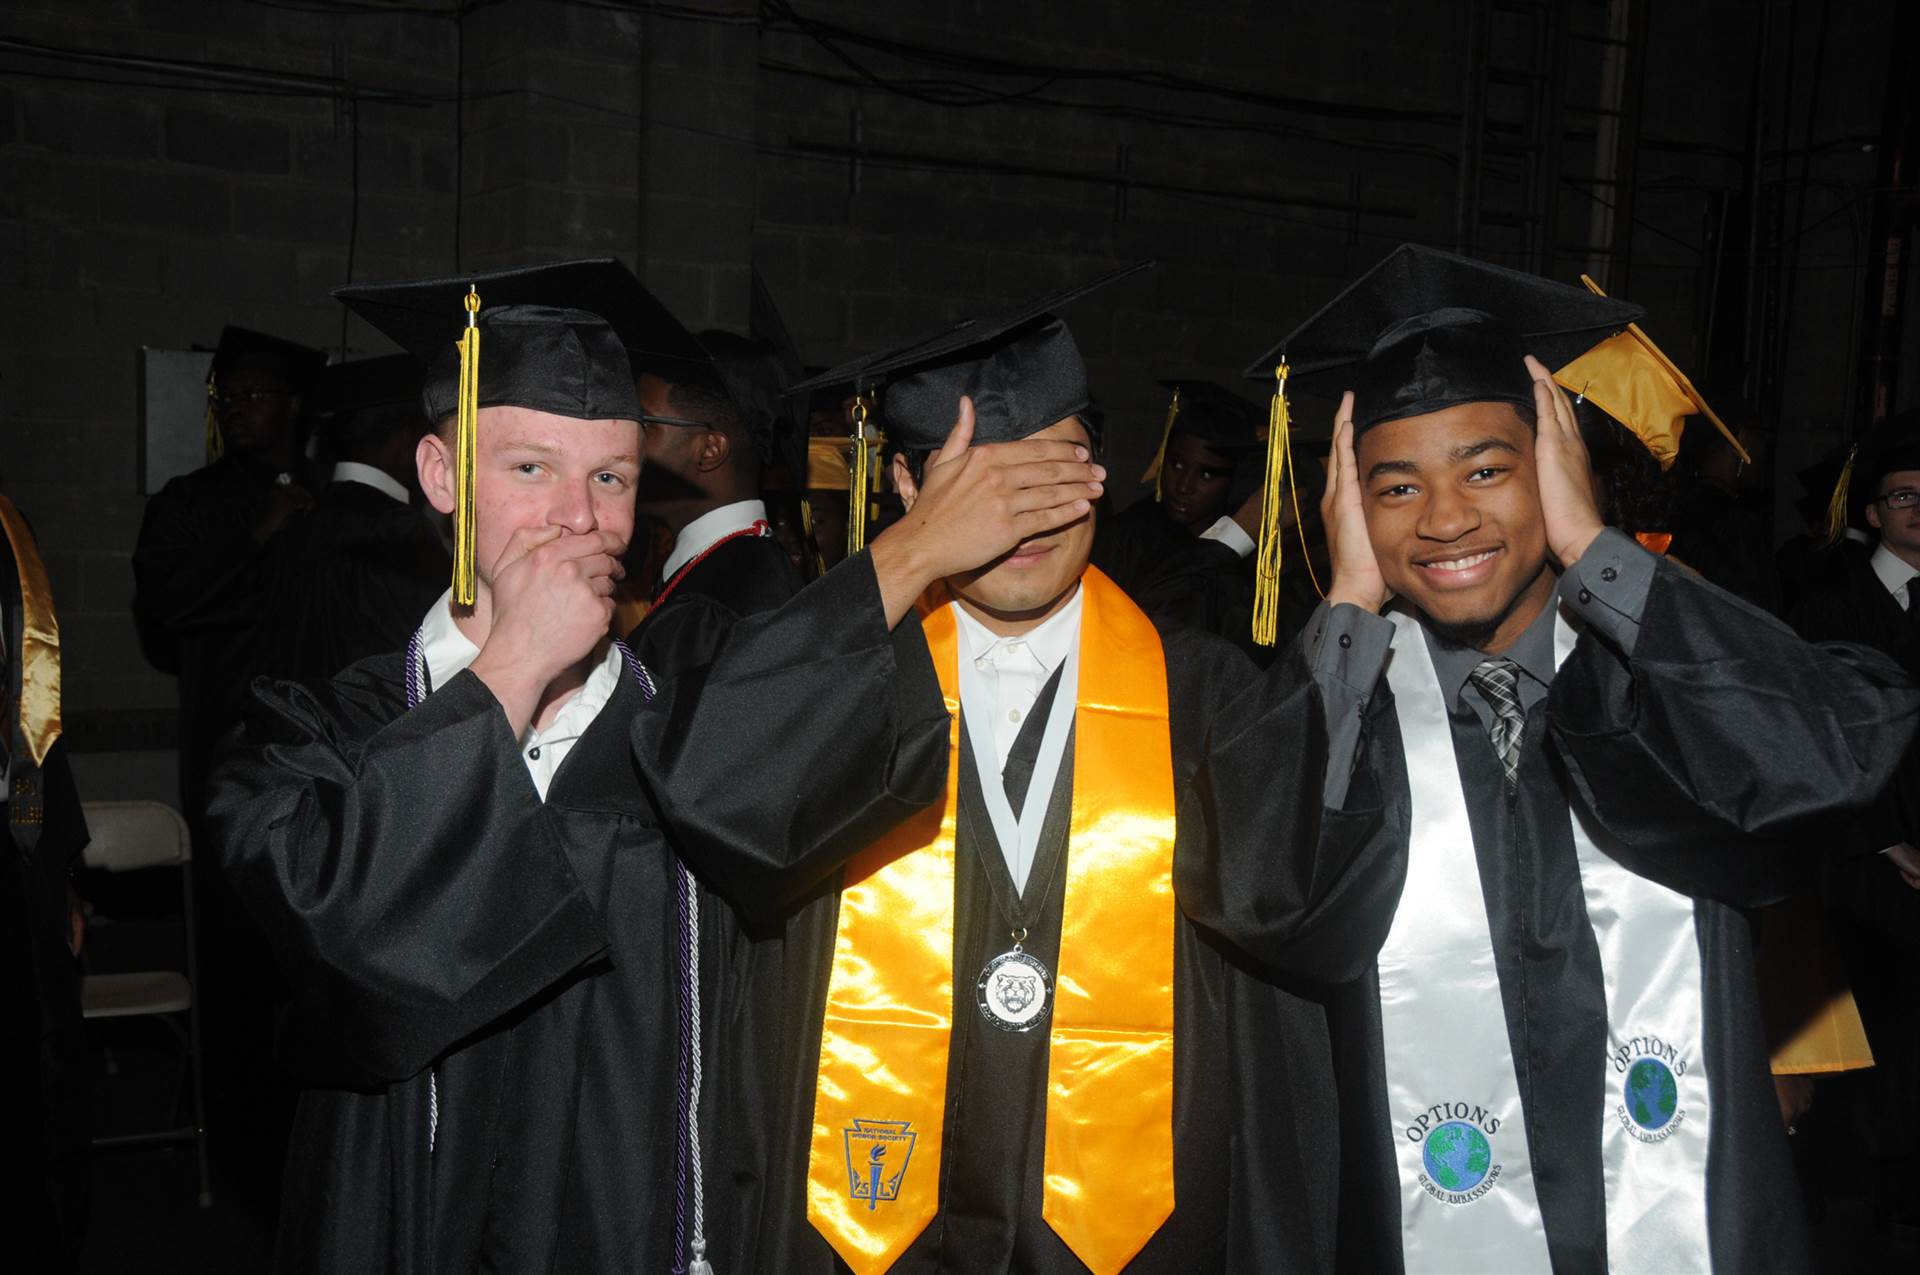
(684, 863), (713, 1274)
(427, 1068), (439, 1154)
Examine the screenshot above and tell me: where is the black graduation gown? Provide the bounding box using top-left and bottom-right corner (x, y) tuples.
(666, 606), (1407, 1274)
(627, 525), (803, 1269)
(630, 532), (803, 682)
(1786, 545), (1920, 1169)
(1324, 559), (1919, 1275)
(1088, 497), (1186, 597)
(132, 456), (294, 818)
(1122, 537), (1325, 669)
(205, 553), (949, 1274)
(3, 515), (91, 1270)
(253, 480), (451, 688)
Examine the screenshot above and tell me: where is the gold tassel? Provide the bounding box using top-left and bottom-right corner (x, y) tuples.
(1143, 386), (1181, 497)
(798, 493), (827, 577)
(1251, 364), (1289, 647)
(1822, 444), (1858, 546)
(204, 367), (224, 464)
(847, 394), (872, 555)
(453, 285), (482, 606)
(1250, 361), (1323, 648)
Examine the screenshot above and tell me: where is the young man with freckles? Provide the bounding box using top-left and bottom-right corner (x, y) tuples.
(1262, 244), (1920, 1275)
(204, 261), (1107, 1275)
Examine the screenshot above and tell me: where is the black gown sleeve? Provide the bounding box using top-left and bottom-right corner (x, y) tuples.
(1170, 631), (1409, 984)
(632, 551), (952, 922)
(1550, 554), (1920, 899)
(205, 667), (610, 1086)
(630, 593), (742, 687)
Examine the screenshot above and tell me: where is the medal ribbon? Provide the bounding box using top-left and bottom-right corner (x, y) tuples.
(806, 567), (1176, 1275)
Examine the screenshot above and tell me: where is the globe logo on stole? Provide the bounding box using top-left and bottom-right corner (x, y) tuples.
(1624, 1058), (1679, 1132)
(1421, 1121), (1493, 1193)
(843, 1119), (917, 1210)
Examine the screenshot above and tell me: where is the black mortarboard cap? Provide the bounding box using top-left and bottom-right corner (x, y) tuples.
(1155, 379), (1262, 451)
(335, 259), (678, 604)
(788, 261), (1153, 451)
(210, 325), (326, 392)
(312, 354), (426, 444)
(1863, 413), (1920, 491)
(1139, 378), (1265, 498)
(334, 259), (699, 425)
(1244, 244), (1643, 430)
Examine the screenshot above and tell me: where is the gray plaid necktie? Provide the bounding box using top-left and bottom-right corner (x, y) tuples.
(1468, 658), (1526, 789)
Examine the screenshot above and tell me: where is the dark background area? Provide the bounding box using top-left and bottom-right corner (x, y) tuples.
(3, 0), (1915, 786)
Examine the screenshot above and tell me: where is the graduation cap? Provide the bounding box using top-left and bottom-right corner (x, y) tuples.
(788, 261), (1152, 551)
(1551, 275), (1748, 473)
(1138, 379), (1263, 496)
(311, 354), (426, 445)
(1235, 244), (1643, 645)
(335, 259), (669, 605)
(204, 326), (327, 462)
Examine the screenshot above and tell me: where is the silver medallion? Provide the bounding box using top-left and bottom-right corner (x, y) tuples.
(975, 947), (1052, 1033)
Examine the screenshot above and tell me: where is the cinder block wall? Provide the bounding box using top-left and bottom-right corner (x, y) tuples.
(0, 0), (1891, 789)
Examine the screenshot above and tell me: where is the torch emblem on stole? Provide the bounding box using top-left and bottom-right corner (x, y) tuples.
(843, 1119), (917, 1209)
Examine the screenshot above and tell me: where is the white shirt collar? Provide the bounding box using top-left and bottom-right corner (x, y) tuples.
(413, 589), (625, 798)
(952, 583), (1083, 674)
(331, 460), (410, 505)
(1871, 542), (1920, 606)
(661, 499), (768, 581)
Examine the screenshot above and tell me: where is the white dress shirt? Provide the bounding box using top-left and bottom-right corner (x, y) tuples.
(952, 588), (1082, 773)
(660, 499), (768, 582)
(1870, 543), (1920, 612)
(330, 460), (411, 505)
(1200, 514), (1256, 558)
(414, 589), (625, 800)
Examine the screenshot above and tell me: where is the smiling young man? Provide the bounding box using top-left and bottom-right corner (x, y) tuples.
(1259, 245), (1920, 1274)
(205, 260), (1104, 1274)
(701, 269), (1406, 1275)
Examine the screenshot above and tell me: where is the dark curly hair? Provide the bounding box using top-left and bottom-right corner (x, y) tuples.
(1575, 401), (1673, 534)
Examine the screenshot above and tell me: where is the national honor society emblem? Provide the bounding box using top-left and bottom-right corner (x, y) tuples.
(1405, 1102), (1506, 1205)
(1612, 1033), (1689, 1143)
(843, 1119), (917, 1209)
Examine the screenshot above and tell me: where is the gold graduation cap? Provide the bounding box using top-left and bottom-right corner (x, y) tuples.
(1552, 275), (1750, 472)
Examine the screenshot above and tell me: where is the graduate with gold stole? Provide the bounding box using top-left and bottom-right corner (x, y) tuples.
(688, 266), (1407, 1275)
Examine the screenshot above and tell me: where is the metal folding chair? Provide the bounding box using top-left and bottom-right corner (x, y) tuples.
(80, 799), (212, 1208)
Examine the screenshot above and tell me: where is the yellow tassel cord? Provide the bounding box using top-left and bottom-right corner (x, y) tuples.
(204, 367), (224, 464)
(453, 286), (482, 607)
(1822, 444), (1858, 546)
(847, 394), (872, 555)
(1143, 387), (1181, 498)
(798, 493), (828, 577)
(1250, 361), (1322, 648)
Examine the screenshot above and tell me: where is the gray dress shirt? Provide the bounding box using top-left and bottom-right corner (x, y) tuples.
(1308, 527), (1658, 806)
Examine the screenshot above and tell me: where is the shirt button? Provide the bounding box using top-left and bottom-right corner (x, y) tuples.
(1008, 709), (1022, 723)
(1600, 565), (1618, 583)
(1338, 633), (1352, 649)
(528, 746), (542, 760)
(1577, 589), (1592, 605)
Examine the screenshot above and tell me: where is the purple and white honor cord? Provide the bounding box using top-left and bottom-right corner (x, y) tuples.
(404, 629), (442, 1155)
